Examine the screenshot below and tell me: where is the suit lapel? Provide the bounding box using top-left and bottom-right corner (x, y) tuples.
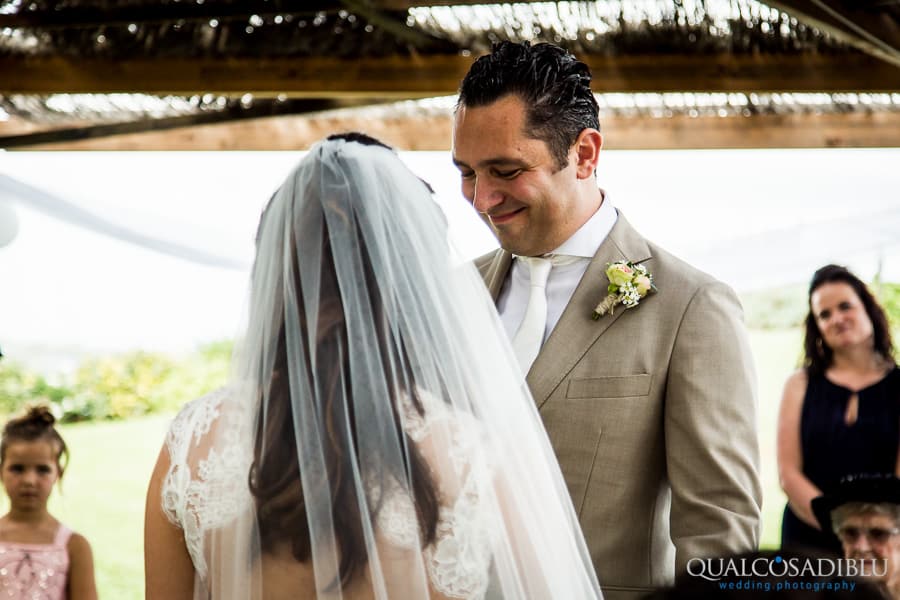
(527, 212), (652, 408)
(481, 250), (513, 301)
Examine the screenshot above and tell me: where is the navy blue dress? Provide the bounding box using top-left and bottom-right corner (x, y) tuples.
(780, 366), (900, 556)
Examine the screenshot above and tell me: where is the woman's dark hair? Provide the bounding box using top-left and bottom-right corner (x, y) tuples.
(326, 131), (392, 150)
(325, 131), (435, 193)
(457, 40), (600, 171)
(803, 264), (895, 377)
(248, 134), (439, 589)
(1, 405), (69, 479)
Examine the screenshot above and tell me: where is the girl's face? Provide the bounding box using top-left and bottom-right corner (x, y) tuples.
(1, 440), (60, 512)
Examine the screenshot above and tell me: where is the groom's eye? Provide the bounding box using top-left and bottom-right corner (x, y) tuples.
(493, 168), (521, 179)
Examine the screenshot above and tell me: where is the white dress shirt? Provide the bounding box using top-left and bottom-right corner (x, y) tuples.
(497, 195), (617, 344)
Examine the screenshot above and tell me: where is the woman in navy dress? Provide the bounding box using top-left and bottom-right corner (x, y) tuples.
(778, 264), (899, 555)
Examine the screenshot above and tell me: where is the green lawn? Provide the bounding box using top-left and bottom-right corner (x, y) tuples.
(749, 327), (804, 549)
(5, 415), (172, 600)
(0, 328), (803, 597)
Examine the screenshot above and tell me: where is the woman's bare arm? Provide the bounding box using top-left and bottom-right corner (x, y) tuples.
(144, 445), (195, 600)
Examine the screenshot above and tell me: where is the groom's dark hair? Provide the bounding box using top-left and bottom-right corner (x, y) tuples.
(457, 40), (599, 171)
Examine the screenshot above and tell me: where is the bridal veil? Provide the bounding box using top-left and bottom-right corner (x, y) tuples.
(158, 135), (602, 599)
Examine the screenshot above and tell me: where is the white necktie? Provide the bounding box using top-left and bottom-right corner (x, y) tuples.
(512, 255), (579, 373)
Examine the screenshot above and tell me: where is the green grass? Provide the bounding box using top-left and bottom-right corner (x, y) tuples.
(749, 328), (803, 550)
(0, 328), (811, 596)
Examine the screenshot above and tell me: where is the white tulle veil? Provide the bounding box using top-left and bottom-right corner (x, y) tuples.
(189, 135), (602, 599)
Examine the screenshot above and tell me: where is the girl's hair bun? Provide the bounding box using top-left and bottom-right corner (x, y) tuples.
(23, 404), (56, 427)
(4, 404), (57, 434)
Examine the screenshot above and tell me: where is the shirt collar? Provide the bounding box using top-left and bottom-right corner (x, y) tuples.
(550, 191), (617, 259)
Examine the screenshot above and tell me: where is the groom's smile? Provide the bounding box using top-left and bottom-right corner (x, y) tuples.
(452, 94), (596, 257)
(487, 206), (526, 226)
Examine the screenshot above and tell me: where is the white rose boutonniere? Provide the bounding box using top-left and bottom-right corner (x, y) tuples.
(591, 261), (657, 320)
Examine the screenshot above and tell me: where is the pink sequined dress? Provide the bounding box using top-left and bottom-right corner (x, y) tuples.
(0, 524), (71, 600)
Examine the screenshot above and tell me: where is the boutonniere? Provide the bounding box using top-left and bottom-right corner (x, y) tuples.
(592, 261), (657, 320)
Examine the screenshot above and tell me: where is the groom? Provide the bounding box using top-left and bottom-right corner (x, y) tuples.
(453, 41), (762, 598)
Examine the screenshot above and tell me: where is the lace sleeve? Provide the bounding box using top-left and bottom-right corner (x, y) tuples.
(160, 387), (253, 580)
(374, 390), (495, 600)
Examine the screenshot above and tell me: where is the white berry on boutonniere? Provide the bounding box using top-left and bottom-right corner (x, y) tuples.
(591, 261), (657, 320)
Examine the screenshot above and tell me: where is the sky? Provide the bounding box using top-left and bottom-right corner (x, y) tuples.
(1, 148), (898, 370)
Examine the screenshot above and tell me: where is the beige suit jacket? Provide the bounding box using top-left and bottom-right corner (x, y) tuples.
(477, 212), (762, 599)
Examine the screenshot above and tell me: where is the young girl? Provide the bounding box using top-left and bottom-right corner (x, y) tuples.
(0, 406), (97, 599)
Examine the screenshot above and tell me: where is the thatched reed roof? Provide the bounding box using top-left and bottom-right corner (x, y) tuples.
(0, 0), (898, 149)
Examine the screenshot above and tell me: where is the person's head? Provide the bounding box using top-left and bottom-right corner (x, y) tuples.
(803, 264), (894, 375)
(453, 41), (603, 256)
(1, 405), (68, 512)
(247, 132), (443, 588)
(813, 474), (900, 593)
(832, 502), (900, 582)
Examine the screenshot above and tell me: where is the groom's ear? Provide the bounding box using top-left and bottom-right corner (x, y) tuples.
(572, 129), (602, 179)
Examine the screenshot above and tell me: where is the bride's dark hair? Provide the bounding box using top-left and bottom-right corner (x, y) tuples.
(248, 134), (439, 589)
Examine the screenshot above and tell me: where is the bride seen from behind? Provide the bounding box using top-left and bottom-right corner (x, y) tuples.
(144, 133), (602, 599)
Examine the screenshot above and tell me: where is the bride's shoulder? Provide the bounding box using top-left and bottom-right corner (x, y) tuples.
(160, 386), (252, 580)
(176, 385), (232, 416)
(165, 386), (235, 458)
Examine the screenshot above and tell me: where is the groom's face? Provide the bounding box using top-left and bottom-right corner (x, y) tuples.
(452, 94), (583, 257)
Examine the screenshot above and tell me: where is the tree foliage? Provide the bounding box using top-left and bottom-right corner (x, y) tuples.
(0, 342), (231, 421)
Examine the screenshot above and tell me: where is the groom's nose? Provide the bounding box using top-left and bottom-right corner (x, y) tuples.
(471, 177), (504, 214)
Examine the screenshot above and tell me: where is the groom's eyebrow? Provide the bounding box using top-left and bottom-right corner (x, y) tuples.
(452, 156), (528, 169)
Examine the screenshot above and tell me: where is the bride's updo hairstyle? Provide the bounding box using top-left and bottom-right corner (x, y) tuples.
(248, 133), (439, 588)
(1, 405), (69, 479)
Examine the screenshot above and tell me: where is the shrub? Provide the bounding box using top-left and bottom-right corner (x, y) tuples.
(0, 341), (232, 422)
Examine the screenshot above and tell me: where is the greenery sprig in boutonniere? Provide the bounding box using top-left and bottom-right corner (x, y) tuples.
(592, 261), (657, 320)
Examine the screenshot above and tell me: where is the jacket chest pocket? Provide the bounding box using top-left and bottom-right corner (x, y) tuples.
(566, 374), (652, 399)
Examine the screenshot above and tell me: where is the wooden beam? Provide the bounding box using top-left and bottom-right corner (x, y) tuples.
(375, 0), (560, 7)
(337, 0), (452, 48)
(8, 110), (900, 151)
(765, 0), (900, 68)
(602, 111), (900, 149)
(0, 99), (382, 149)
(2, 52), (899, 96)
(0, 2), (343, 28)
(0, 0), (543, 27)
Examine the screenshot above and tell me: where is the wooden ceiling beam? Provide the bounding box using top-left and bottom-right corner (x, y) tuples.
(3, 52), (899, 95)
(7, 110), (899, 151)
(765, 0), (900, 67)
(338, 0), (453, 48)
(0, 0), (553, 28)
(0, 2), (344, 29)
(374, 0), (560, 6)
(0, 99), (384, 149)
(603, 111), (900, 149)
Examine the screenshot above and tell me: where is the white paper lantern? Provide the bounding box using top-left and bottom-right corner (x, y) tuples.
(0, 200), (19, 248)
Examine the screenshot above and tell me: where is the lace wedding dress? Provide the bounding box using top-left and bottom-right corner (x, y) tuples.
(160, 386), (495, 599)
